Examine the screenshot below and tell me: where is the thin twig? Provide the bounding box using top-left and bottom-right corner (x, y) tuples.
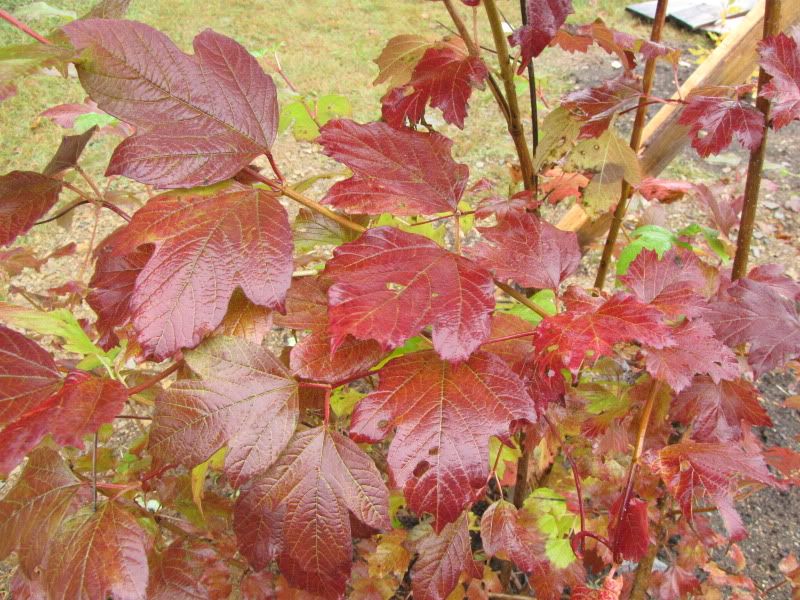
(0, 9), (52, 45)
(518, 0), (539, 193)
(92, 433), (98, 511)
(495, 281), (550, 319)
(126, 362), (182, 397)
(75, 165), (105, 201)
(732, 0), (782, 280)
(483, 0), (535, 190)
(594, 0), (670, 290)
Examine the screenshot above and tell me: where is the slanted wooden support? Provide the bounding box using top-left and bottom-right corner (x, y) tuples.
(556, 0), (800, 244)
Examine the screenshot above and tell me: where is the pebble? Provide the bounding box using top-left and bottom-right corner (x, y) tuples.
(762, 200), (779, 210)
(753, 247), (762, 257)
(775, 210), (785, 220)
(753, 231), (764, 239)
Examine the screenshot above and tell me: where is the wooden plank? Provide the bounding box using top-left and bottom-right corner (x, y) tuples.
(556, 0), (800, 243)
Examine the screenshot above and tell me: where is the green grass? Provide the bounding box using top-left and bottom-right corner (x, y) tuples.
(0, 0), (707, 182)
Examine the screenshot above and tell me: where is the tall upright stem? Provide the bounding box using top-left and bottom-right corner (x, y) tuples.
(519, 0), (539, 193)
(483, 0), (535, 190)
(731, 0), (782, 280)
(594, 0), (670, 289)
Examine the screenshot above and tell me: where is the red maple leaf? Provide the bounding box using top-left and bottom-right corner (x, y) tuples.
(148, 336), (299, 488)
(147, 539), (231, 599)
(551, 20), (637, 70)
(319, 119), (469, 215)
(111, 185), (292, 360)
(608, 495), (649, 561)
(635, 178), (696, 203)
(532, 288), (674, 372)
(643, 319), (738, 393)
(673, 376), (771, 442)
(707, 276), (800, 377)
(381, 39), (488, 128)
(562, 73), (642, 138)
(472, 213), (581, 290)
(508, 0), (574, 71)
(234, 426), (390, 596)
(273, 277), (384, 384)
(0, 371), (127, 476)
(677, 94), (764, 157)
(0, 325), (62, 424)
(87, 227), (153, 350)
(647, 441), (777, 540)
(480, 500), (543, 572)
(411, 511), (482, 600)
(476, 190), (541, 219)
(64, 21), (279, 188)
(758, 31), (800, 129)
(323, 227), (495, 362)
(0, 171), (62, 247)
(540, 169), (589, 204)
(619, 249), (708, 319)
(350, 350), (535, 529)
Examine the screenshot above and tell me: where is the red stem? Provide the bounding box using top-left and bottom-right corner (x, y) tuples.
(127, 362), (181, 397)
(0, 9), (53, 45)
(298, 381), (331, 390)
(323, 387), (331, 426)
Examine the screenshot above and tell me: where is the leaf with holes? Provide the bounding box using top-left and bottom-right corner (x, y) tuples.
(533, 288), (673, 373)
(0, 325), (62, 425)
(0, 448), (84, 578)
(350, 350), (535, 529)
(0, 372), (126, 476)
(0, 171), (62, 247)
(381, 38), (488, 128)
(508, 0), (574, 71)
(673, 377), (771, 442)
(480, 500), (542, 573)
(319, 119), (469, 215)
(64, 20), (278, 187)
(678, 94), (764, 158)
(110, 185), (292, 360)
(619, 248), (708, 319)
(411, 512), (481, 600)
(647, 441), (776, 540)
(562, 73), (642, 139)
(234, 426), (390, 597)
(643, 319), (738, 393)
(323, 227), (495, 362)
(707, 277), (800, 377)
(472, 213), (580, 290)
(758, 31), (800, 129)
(274, 277), (384, 384)
(149, 336), (298, 488)
(45, 501), (149, 600)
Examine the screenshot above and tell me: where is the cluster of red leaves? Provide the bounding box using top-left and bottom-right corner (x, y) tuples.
(0, 1), (799, 599)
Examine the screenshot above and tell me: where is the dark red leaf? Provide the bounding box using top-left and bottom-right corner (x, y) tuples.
(234, 426), (390, 597)
(350, 350), (535, 529)
(64, 20), (278, 188)
(148, 539), (232, 600)
(273, 277), (384, 384)
(381, 39), (488, 128)
(0, 448), (83, 578)
(608, 495), (649, 561)
(648, 441), (776, 540)
(323, 227), (495, 362)
(412, 511), (482, 600)
(532, 288), (674, 372)
(673, 377), (771, 442)
(45, 501), (149, 599)
(562, 73), (642, 138)
(149, 336), (298, 488)
(707, 277), (800, 377)
(693, 183), (743, 238)
(509, 0), (574, 71)
(87, 227), (153, 350)
(480, 499), (542, 572)
(484, 313), (536, 377)
(475, 190), (540, 219)
(678, 95), (764, 157)
(0, 325), (62, 425)
(472, 212), (580, 290)
(746, 263), (800, 301)
(319, 119), (469, 215)
(0, 171), (62, 247)
(758, 31), (800, 129)
(643, 319), (738, 393)
(111, 185), (292, 360)
(619, 249), (708, 319)
(0, 372), (127, 476)
(42, 127), (97, 177)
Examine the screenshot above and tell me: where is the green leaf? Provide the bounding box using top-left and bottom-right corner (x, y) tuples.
(73, 111), (119, 133)
(330, 386), (364, 418)
(497, 289), (557, 324)
(316, 94), (352, 124)
(15, 2), (77, 21)
(279, 101), (319, 140)
(545, 538), (576, 568)
(616, 225), (677, 275)
(374, 213), (446, 245)
(488, 436), (521, 482)
(374, 335), (430, 369)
